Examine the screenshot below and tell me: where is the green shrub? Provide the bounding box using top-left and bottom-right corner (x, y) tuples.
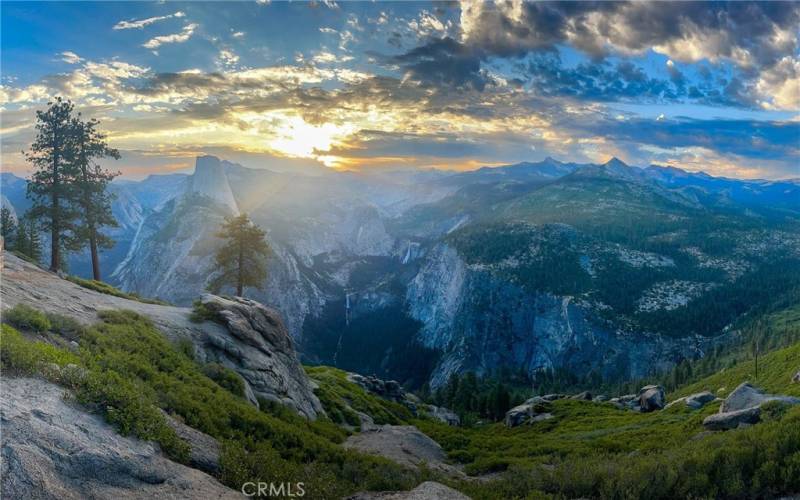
(3, 304), (52, 332)
(203, 362), (246, 398)
(189, 299), (221, 323)
(46, 312), (86, 340)
(0, 324), (78, 374)
(67, 276), (168, 305)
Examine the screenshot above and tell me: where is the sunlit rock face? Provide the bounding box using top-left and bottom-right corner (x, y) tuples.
(189, 156), (239, 214)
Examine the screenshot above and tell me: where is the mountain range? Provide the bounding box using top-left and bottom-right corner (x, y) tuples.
(3, 156), (799, 388)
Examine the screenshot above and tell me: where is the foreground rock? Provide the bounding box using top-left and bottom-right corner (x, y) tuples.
(200, 294), (324, 419)
(703, 407), (761, 430)
(347, 481), (470, 500)
(161, 411), (221, 475)
(1, 377), (238, 500)
(0, 253), (323, 420)
(343, 425), (461, 477)
(721, 382), (800, 412)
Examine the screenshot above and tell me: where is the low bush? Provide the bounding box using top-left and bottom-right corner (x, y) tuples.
(189, 299), (221, 323)
(203, 362), (246, 398)
(67, 276), (168, 305)
(3, 304), (52, 332)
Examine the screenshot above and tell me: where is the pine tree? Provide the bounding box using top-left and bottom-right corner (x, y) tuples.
(14, 219), (29, 256)
(208, 214), (271, 297)
(1, 207), (16, 249)
(70, 116), (120, 281)
(24, 97), (81, 271)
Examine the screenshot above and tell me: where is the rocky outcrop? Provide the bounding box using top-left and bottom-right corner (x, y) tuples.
(794, 370), (800, 383)
(1, 377), (238, 500)
(197, 294), (324, 419)
(571, 391), (593, 400)
(1, 252), (323, 420)
(703, 382), (800, 431)
(426, 405), (460, 426)
(347, 373), (406, 403)
(505, 400), (553, 427)
(347, 481), (470, 500)
(665, 391), (717, 410)
(720, 382), (800, 413)
(343, 426), (461, 477)
(638, 385), (666, 412)
(161, 411), (221, 475)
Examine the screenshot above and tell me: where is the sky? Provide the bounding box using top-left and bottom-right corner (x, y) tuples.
(1, 1), (799, 179)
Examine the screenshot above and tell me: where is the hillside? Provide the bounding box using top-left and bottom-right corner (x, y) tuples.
(2, 251), (799, 499)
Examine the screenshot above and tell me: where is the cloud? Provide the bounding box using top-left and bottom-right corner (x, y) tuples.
(60, 51), (83, 64)
(390, 37), (490, 91)
(143, 23), (198, 49)
(113, 11), (185, 30)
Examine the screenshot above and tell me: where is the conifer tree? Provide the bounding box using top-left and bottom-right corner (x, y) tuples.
(24, 98), (81, 271)
(70, 116), (120, 280)
(0, 207), (16, 249)
(209, 214), (271, 297)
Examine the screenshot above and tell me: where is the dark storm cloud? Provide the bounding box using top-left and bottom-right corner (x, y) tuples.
(389, 37), (491, 91)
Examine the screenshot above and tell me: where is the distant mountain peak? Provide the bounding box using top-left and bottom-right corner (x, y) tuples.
(603, 157), (628, 168)
(189, 155), (239, 213)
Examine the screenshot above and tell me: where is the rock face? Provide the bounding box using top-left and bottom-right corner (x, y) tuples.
(721, 382), (800, 413)
(343, 426), (461, 477)
(161, 411), (221, 475)
(197, 294), (324, 419)
(685, 391), (717, 409)
(189, 156), (239, 214)
(1, 252), (323, 420)
(427, 405), (460, 426)
(347, 481), (470, 500)
(347, 373), (406, 403)
(638, 385), (666, 412)
(1, 377), (238, 500)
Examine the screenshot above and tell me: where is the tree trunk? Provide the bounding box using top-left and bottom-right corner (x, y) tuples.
(50, 175), (60, 272)
(89, 226), (100, 281)
(237, 238), (244, 297)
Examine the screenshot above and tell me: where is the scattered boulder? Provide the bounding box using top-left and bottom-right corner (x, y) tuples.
(346, 372), (420, 415)
(685, 391), (717, 409)
(703, 407), (761, 431)
(541, 394), (565, 401)
(793, 370), (800, 383)
(505, 403), (534, 427)
(593, 395), (609, 402)
(571, 391), (593, 401)
(1, 377), (238, 499)
(161, 411), (221, 475)
(347, 481), (470, 500)
(504, 402), (552, 427)
(638, 385), (666, 412)
(427, 405), (460, 426)
(200, 294), (325, 419)
(721, 382), (800, 413)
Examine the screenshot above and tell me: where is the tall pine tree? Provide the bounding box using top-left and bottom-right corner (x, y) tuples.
(24, 98), (80, 272)
(71, 116), (120, 280)
(209, 214), (271, 297)
(0, 207), (16, 249)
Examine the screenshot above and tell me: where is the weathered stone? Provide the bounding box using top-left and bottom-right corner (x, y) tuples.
(427, 405), (460, 426)
(793, 370), (800, 383)
(530, 412), (554, 423)
(161, 411), (221, 475)
(571, 391), (593, 401)
(685, 391), (717, 409)
(347, 481), (470, 500)
(505, 403), (534, 427)
(638, 385), (666, 412)
(703, 407), (761, 430)
(721, 382), (800, 413)
(343, 426), (461, 477)
(542, 393), (565, 401)
(593, 395), (609, 402)
(1, 377), (238, 499)
(346, 372), (419, 414)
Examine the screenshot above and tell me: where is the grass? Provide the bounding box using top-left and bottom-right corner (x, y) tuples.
(3, 304), (52, 332)
(66, 276), (169, 305)
(0, 308), (426, 499)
